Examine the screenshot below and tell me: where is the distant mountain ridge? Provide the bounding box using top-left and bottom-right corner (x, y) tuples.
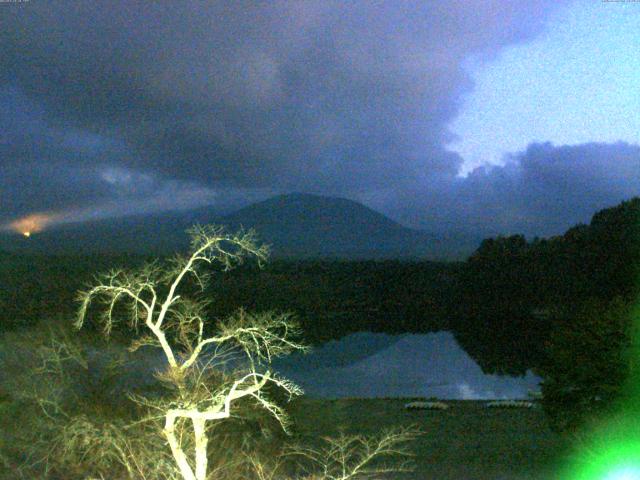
(220, 193), (472, 259)
(0, 193), (477, 260)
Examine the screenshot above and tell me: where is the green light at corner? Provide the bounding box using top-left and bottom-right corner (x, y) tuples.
(560, 414), (640, 480)
(604, 466), (640, 480)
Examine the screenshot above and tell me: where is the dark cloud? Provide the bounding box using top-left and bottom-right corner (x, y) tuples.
(0, 87), (114, 221)
(372, 142), (640, 238)
(7, 1), (635, 240)
(0, 85), (222, 224)
(0, 0), (569, 225)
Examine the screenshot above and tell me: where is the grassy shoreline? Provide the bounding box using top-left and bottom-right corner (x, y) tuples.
(287, 398), (570, 480)
(0, 394), (574, 479)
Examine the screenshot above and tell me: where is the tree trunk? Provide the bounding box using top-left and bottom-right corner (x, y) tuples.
(164, 413), (197, 480)
(193, 417), (209, 480)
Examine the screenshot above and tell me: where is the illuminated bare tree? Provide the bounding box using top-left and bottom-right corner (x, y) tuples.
(76, 225), (307, 480)
(249, 426), (422, 480)
(288, 427), (420, 480)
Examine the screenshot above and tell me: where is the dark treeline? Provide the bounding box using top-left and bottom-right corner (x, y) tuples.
(454, 197), (640, 373)
(454, 197), (640, 431)
(0, 252), (150, 331)
(0, 251), (460, 343)
(205, 259), (460, 343)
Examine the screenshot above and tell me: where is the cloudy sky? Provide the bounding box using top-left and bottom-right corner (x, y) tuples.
(1, 0), (639, 238)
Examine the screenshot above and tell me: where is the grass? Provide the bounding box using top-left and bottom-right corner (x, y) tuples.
(287, 398), (571, 480)
(0, 394), (573, 479)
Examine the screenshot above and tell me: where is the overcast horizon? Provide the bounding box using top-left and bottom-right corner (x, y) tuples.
(2, 1), (639, 239)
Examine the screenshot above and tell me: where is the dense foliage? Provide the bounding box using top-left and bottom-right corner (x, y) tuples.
(452, 234), (550, 375)
(0, 254), (459, 345)
(0, 252), (150, 332)
(206, 260), (458, 343)
(451, 198), (640, 431)
(452, 198), (640, 375)
(536, 297), (635, 432)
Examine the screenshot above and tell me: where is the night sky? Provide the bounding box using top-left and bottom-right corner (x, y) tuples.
(1, 0), (639, 238)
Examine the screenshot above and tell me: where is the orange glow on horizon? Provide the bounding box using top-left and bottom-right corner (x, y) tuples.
(6, 213), (59, 236)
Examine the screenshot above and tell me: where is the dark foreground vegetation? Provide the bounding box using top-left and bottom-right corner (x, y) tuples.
(0, 380), (571, 480)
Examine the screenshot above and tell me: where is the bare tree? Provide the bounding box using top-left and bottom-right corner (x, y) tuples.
(287, 427), (420, 480)
(76, 225), (307, 480)
(248, 426), (422, 480)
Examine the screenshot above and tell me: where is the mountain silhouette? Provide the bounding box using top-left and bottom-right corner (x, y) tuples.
(0, 193), (477, 260)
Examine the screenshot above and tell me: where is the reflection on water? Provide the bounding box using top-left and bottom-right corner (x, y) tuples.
(31, 331), (540, 401)
(273, 331), (541, 399)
